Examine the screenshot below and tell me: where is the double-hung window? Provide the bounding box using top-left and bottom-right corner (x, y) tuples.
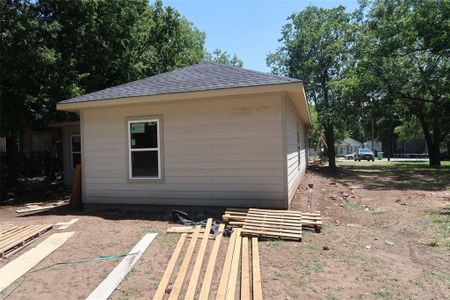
(128, 118), (162, 180)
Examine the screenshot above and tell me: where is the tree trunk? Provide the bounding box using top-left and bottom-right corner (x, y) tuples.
(428, 143), (441, 166)
(324, 124), (336, 169)
(417, 114), (441, 167)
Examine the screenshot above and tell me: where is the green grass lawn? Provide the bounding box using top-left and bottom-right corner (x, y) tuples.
(337, 159), (450, 168)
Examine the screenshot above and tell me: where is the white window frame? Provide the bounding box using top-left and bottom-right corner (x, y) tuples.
(127, 119), (161, 180)
(70, 134), (81, 170)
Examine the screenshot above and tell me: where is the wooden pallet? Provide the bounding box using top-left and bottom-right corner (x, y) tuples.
(153, 220), (263, 299)
(238, 208), (302, 241)
(0, 224), (53, 258)
(223, 208), (322, 233)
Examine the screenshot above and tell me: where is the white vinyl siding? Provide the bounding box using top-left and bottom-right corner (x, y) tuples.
(81, 93), (286, 208)
(286, 97), (307, 206)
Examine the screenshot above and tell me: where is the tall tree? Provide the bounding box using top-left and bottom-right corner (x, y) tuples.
(205, 49), (243, 67)
(357, 0), (450, 166)
(0, 0), (206, 168)
(267, 6), (352, 169)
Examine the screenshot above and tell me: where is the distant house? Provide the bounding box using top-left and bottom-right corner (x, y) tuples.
(56, 63), (312, 208)
(336, 138), (363, 156)
(364, 140), (382, 152)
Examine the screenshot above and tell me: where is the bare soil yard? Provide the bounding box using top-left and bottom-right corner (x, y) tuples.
(0, 161), (449, 300)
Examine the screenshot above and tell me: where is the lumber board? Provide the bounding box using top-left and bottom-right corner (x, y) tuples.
(241, 236), (250, 300)
(86, 233), (157, 300)
(246, 213), (302, 222)
(198, 223), (225, 300)
(244, 218), (302, 228)
(166, 227), (205, 233)
(185, 218), (213, 300)
(0, 232), (74, 293)
(252, 237), (263, 300)
(216, 229), (238, 300)
(225, 229), (242, 300)
(153, 233), (187, 300)
(167, 226), (201, 300)
(57, 218), (79, 230)
(0, 226), (31, 242)
(242, 224), (302, 235)
(241, 228), (301, 240)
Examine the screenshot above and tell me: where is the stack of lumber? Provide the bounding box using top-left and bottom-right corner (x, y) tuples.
(223, 208), (322, 239)
(154, 218), (262, 300)
(16, 200), (67, 214)
(0, 224), (53, 258)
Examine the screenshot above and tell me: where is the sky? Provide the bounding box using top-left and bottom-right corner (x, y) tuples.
(162, 0), (359, 72)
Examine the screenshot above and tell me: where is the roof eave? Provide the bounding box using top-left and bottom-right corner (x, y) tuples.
(56, 82), (303, 112)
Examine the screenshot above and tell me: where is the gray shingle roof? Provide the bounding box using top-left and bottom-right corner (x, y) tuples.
(59, 62), (301, 104)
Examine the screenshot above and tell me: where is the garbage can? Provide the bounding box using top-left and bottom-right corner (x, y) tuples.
(377, 152), (383, 160)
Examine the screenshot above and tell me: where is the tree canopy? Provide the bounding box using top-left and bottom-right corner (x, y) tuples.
(269, 0), (449, 166)
(0, 0), (243, 139)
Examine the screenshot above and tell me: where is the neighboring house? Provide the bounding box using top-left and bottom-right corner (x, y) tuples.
(336, 137), (363, 156)
(48, 121), (80, 185)
(56, 63), (311, 208)
(364, 140), (382, 152)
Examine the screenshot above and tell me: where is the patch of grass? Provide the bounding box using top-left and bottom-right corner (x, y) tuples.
(424, 207), (450, 248)
(99, 241), (119, 250)
(343, 202), (362, 210)
(270, 239), (284, 248)
(426, 239), (439, 247)
(373, 288), (392, 299)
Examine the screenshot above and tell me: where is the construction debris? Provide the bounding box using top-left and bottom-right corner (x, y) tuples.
(153, 218), (263, 300)
(86, 233), (157, 300)
(0, 224), (53, 258)
(15, 200), (68, 215)
(223, 208), (322, 241)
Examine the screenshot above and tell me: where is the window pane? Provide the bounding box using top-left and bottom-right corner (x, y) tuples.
(130, 121), (157, 149)
(72, 153), (81, 168)
(131, 151), (159, 177)
(72, 136), (81, 152)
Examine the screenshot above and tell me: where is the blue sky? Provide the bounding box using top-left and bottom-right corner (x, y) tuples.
(162, 0), (359, 72)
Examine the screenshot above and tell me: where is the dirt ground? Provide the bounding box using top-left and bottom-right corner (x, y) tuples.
(0, 161), (449, 300)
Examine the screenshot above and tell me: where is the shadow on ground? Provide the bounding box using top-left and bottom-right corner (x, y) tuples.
(309, 163), (450, 191)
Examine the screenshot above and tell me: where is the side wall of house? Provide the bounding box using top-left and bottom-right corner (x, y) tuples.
(62, 125), (80, 185)
(80, 92), (287, 208)
(285, 96), (307, 207)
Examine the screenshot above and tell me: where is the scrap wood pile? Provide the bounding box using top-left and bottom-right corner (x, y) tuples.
(0, 224), (53, 258)
(155, 218), (262, 300)
(15, 200), (68, 214)
(223, 208), (322, 241)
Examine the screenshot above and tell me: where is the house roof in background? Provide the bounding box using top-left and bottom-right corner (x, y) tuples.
(58, 62), (301, 104)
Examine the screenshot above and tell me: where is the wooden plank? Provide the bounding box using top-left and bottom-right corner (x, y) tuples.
(185, 218), (213, 300)
(57, 218), (79, 230)
(166, 227), (205, 233)
(241, 228), (301, 239)
(241, 237), (250, 300)
(216, 229), (238, 300)
(243, 218), (302, 229)
(246, 213), (302, 222)
(86, 233), (157, 300)
(0, 232), (75, 292)
(0, 226), (31, 242)
(198, 223), (225, 300)
(242, 225), (302, 235)
(167, 226), (201, 300)
(0, 225), (41, 248)
(225, 229), (242, 300)
(153, 234), (187, 300)
(252, 237), (263, 300)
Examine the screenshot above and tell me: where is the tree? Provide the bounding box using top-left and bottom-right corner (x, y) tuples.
(267, 6), (352, 169)
(356, 0), (450, 166)
(0, 0), (206, 169)
(205, 49), (243, 67)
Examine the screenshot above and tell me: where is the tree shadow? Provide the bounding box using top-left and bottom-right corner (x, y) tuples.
(309, 163), (450, 191)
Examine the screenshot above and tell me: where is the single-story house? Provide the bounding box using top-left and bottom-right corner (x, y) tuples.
(335, 137), (363, 156)
(57, 63), (311, 208)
